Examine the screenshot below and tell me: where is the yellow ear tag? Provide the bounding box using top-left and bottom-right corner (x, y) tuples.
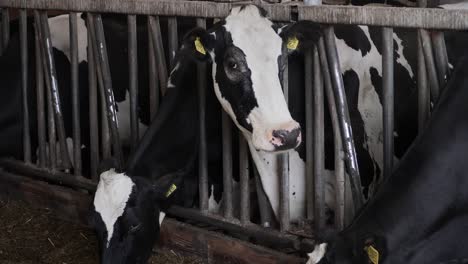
(165, 184), (177, 198)
(365, 245), (380, 264)
(287, 36), (299, 50)
(194, 37), (206, 55)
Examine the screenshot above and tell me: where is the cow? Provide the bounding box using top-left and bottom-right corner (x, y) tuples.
(306, 51), (468, 264)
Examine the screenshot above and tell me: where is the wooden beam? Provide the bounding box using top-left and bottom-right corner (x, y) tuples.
(0, 170), (305, 263)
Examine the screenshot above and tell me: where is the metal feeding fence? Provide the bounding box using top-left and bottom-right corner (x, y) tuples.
(0, 0), (466, 259)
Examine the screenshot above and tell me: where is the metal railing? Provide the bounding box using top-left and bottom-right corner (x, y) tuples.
(0, 0), (466, 256)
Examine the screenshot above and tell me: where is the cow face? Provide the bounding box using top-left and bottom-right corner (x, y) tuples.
(92, 169), (180, 264)
(180, 5), (321, 152)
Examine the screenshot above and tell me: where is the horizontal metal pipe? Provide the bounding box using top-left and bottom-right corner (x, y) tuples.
(382, 27), (394, 180)
(0, 158), (96, 191)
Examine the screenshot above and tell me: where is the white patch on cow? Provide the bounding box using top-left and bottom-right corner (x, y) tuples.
(116, 91), (148, 146)
(220, 6), (297, 151)
(393, 33), (414, 78)
(306, 243), (328, 264)
(94, 169), (135, 247)
(440, 2), (468, 9)
(208, 185), (221, 213)
(159, 212), (166, 225)
(167, 62), (180, 89)
(49, 13), (88, 62)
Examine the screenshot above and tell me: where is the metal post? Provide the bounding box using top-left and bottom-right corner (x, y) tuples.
(148, 17), (159, 119)
(239, 134), (250, 224)
(419, 29), (440, 103)
(128, 15), (139, 148)
(431, 31), (449, 88)
(304, 48), (314, 220)
(279, 55), (290, 232)
(313, 46), (325, 229)
(222, 112), (233, 219)
(318, 38), (345, 229)
(1, 9), (10, 54)
(87, 14), (99, 180)
(197, 18), (208, 213)
(323, 26), (364, 209)
(168, 17), (178, 68)
(382, 27), (394, 180)
(93, 14), (124, 170)
(20, 9), (30, 164)
(34, 16), (46, 168)
(148, 16), (168, 96)
(70, 12), (81, 175)
(254, 166), (275, 228)
(417, 31), (429, 133)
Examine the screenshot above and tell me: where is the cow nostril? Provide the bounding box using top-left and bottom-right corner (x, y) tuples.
(270, 128), (301, 149)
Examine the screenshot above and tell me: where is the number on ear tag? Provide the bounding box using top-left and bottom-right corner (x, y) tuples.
(287, 36), (299, 50)
(165, 184), (177, 198)
(195, 37), (206, 55)
(365, 245), (379, 264)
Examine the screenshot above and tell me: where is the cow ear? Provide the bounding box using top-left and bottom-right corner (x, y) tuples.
(180, 27), (215, 61)
(151, 170), (185, 201)
(278, 21), (322, 54)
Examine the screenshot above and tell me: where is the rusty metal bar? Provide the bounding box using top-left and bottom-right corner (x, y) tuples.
(298, 5), (468, 30)
(304, 48), (314, 220)
(323, 26), (364, 210)
(382, 27), (394, 180)
(93, 14), (124, 170)
(419, 29), (440, 103)
(128, 15), (139, 148)
(222, 112), (233, 219)
(431, 31), (449, 88)
(168, 16), (178, 68)
(417, 31), (430, 133)
(239, 133), (250, 224)
(197, 17), (208, 213)
(20, 9), (30, 163)
(318, 37), (345, 229)
(313, 45), (325, 229)
(148, 17), (159, 119)
(279, 56), (290, 232)
(70, 12), (81, 175)
(34, 17), (46, 168)
(148, 16), (168, 96)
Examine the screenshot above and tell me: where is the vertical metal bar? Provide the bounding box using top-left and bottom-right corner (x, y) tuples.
(40, 12), (72, 170)
(323, 26), (364, 209)
(254, 166), (275, 228)
(34, 17), (46, 168)
(222, 113), (233, 219)
(239, 134), (250, 224)
(168, 17), (178, 69)
(35, 11), (56, 169)
(417, 31), (429, 133)
(148, 18), (159, 119)
(279, 56), (290, 232)
(148, 16), (168, 96)
(70, 12), (81, 176)
(313, 46), (325, 229)
(128, 15), (139, 148)
(93, 14), (123, 170)
(87, 14), (99, 180)
(419, 29), (440, 103)
(1, 9), (10, 54)
(20, 9), (31, 163)
(382, 27), (394, 180)
(304, 48), (314, 220)
(318, 38), (345, 229)
(431, 31), (449, 88)
(197, 18), (208, 213)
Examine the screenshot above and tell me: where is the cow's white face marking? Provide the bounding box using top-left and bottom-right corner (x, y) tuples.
(213, 5), (300, 152)
(94, 169), (134, 247)
(49, 13), (88, 62)
(306, 243), (328, 264)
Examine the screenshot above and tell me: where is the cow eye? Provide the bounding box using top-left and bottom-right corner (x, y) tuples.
(228, 61), (238, 69)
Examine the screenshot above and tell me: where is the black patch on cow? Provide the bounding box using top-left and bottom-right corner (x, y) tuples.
(334, 25), (371, 57)
(369, 67), (383, 106)
(213, 29), (258, 132)
(342, 70), (378, 198)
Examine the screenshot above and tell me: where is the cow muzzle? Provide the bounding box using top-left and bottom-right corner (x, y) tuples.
(251, 120), (302, 152)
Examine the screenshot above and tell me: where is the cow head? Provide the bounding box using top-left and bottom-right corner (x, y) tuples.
(179, 5), (321, 152)
(91, 169), (181, 264)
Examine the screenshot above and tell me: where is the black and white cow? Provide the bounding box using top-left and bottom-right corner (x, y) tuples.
(306, 51), (468, 264)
